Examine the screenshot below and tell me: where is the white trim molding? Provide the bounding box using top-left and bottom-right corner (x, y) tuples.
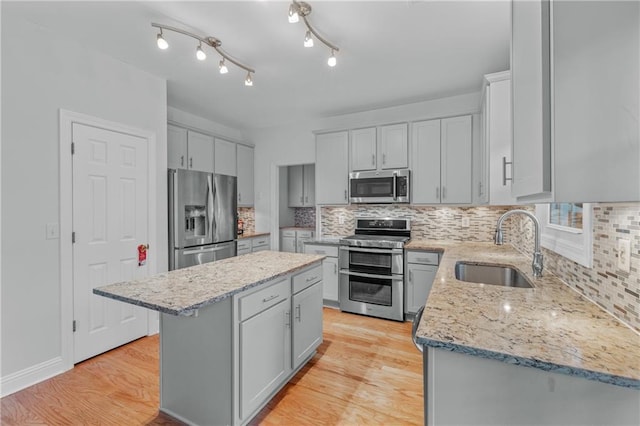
(59, 109), (159, 373)
(536, 203), (593, 268)
(0, 357), (64, 398)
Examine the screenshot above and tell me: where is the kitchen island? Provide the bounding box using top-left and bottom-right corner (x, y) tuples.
(408, 241), (640, 425)
(95, 251), (325, 426)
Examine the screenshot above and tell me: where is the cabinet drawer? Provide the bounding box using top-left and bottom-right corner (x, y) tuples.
(282, 230), (296, 237)
(237, 240), (252, 251)
(252, 236), (270, 248)
(305, 244), (338, 257)
(407, 251), (439, 265)
(239, 278), (290, 321)
(297, 230), (314, 238)
(292, 264), (322, 294)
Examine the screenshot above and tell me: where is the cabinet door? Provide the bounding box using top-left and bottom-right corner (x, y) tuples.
(288, 165), (304, 207)
(292, 281), (323, 370)
(411, 120), (441, 204)
(321, 257), (339, 302)
(488, 78), (517, 205)
(350, 127), (377, 171)
(167, 125), (188, 170)
(316, 132), (349, 205)
(187, 130), (215, 173)
(406, 263), (438, 314)
(379, 123), (408, 169)
(239, 299), (290, 420)
(281, 235), (297, 253)
(303, 164), (315, 206)
(237, 145), (254, 206)
(215, 138), (237, 177)
(511, 0), (552, 199)
(441, 116), (472, 204)
(552, 1), (639, 202)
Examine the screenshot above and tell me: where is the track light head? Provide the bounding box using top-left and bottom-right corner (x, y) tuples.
(156, 30), (169, 50)
(304, 30), (314, 48)
(196, 43), (206, 61)
(219, 59), (228, 74)
(328, 50), (337, 67)
(288, 3), (299, 23)
(244, 72), (253, 87)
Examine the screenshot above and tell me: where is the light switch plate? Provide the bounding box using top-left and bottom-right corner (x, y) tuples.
(461, 217), (470, 228)
(617, 238), (631, 272)
(46, 222), (60, 240)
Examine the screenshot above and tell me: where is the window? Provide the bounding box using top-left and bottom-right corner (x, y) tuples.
(535, 203), (593, 268)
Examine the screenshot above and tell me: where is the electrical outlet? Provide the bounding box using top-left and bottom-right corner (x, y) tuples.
(461, 217), (470, 228)
(46, 222), (60, 240)
(617, 238), (631, 272)
(338, 215), (345, 225)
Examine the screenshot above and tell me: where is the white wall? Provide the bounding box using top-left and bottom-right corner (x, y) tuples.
(246, 92), (482, 233)
(1, 12), (167, 391)
(168, 106), (246, 143)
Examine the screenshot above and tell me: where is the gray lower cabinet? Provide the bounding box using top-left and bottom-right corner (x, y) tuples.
(281, 229), (314, 253)
(159, 263), (323, 426)
(304, 243), (339, 305)
(405, 251), (439, 314)
(238, 235), (271, 255)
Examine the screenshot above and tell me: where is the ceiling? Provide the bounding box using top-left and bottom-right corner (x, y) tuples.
(5, 1), (511, 131)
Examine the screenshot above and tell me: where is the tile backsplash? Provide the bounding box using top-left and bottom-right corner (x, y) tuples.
(509, 203), (640, 332)
(238, 207), (255, 234)
(294, 207), (316, 228)
(320, 203), (640, 332)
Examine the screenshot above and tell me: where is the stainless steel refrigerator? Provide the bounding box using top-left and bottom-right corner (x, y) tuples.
(168, 169), (237, 270)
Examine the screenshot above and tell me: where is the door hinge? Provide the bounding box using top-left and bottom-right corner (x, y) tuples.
(71, 142), (75, 155)
(73, 320), (77, 332)
(72, 232), (76, 243)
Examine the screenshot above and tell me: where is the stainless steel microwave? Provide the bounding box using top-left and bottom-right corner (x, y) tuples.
(349, 170), (410, 203)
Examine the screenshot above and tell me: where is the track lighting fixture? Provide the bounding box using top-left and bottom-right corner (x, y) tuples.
(244, 72), (253, 87)
(287, 1), (340, 67)
(156, 29), (169, 50)
(196, 42), (206, 61)
(219, 58), (228, 74)
(151, 23), (255, 86)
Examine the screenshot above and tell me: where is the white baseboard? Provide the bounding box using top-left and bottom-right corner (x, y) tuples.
(0, 356), (68, 398)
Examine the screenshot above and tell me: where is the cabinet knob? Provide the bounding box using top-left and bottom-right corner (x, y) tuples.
(189, 157), (193, 168)
(180, 155), (184, 166)
(238, 192), (242, 202)
(344, 189), (348, 200)
(442, 186), (446, 200)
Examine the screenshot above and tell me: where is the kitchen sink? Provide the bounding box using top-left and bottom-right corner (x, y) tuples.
(454, 262), (533, 289)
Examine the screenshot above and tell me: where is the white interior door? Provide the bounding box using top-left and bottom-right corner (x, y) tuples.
(72, 122), (149, 363)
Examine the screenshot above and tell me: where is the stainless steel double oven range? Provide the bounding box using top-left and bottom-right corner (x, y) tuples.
(339, 218), (410, 321)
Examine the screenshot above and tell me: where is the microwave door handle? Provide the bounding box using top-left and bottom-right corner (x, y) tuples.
(393, 173), (397, 201)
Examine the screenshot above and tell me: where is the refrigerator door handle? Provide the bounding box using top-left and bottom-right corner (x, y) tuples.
(207, 174), (215, 241)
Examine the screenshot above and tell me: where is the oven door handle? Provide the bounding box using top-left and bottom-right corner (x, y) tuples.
(339, 269), (403, 281)
(393, 173), (397, 201)
(339, 246), (403, 255)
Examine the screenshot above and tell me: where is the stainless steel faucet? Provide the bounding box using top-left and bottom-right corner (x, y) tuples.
(495, 209), (544, 278)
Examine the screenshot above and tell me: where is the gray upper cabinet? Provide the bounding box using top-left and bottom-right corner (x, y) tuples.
(350, 124), (408, 172)
(237, 145), (254, 206)
(215, 138), (237, 177)
(315, 131), (349, 205)
(167, 125), (215, 173)
(288, 164), (315, 207)
(512, 0), (639, 202)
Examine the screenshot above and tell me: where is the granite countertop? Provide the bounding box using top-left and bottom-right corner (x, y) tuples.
(408, 240), (640, 389)
(93, 251), (324, 316)
(238, 231), (270, 239)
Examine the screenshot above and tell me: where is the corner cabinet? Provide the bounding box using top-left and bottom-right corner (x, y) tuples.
(315, 131), (349, 205)
(405, 251), (439, 314)
(350, 123), (408, 172)
(304, 243), (339, 306)
(511, 0), (640, 202)
(167, 125), (214, 173)
(412, 116), (472, 204)
(237, 145), (254, 206)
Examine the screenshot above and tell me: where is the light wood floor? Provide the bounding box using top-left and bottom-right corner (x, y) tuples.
(1, 308), (423, 425)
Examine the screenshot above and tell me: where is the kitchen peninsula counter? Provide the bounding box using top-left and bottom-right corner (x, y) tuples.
(94, 250), (324, 315)
(406, 240), (639, 388)
(408, 240), (639, 424)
